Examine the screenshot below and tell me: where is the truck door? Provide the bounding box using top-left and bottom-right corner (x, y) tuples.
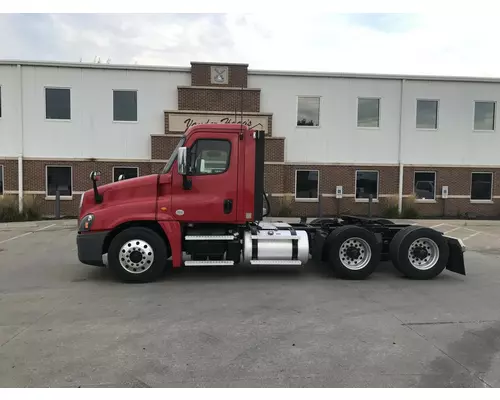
(170, 134), (239, 223)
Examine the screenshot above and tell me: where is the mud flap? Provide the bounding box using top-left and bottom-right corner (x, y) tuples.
(444, 236), (466, 275)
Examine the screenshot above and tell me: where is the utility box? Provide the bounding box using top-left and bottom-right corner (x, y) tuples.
(442, 186), (449, 199)
(336, 186), (343, 199)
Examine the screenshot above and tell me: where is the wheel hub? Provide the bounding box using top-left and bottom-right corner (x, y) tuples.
(412, 246), (429, 260)
(119, 239), (155, 274)
(345, 246), (361, 260)
(408, 238), (439, 270)
(338, 237), (372, 270)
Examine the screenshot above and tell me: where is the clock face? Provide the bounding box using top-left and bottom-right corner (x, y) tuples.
(211, 66), (228, 84)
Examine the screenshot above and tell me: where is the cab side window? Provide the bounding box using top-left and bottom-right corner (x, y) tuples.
(189, 139), (231, 175)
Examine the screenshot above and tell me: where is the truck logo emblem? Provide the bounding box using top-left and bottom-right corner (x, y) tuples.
(176, 209), (184, 216)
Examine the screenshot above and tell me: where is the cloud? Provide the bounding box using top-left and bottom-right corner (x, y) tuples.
(1, 13), (500, 77)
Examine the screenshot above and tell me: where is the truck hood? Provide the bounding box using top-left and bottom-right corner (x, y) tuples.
(80, 173), (160, 216)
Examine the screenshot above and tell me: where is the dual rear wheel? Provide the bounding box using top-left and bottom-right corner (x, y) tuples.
(325, 225), (449, 280)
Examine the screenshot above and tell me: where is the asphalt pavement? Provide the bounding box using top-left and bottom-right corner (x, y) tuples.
(0, 219), (499, 387)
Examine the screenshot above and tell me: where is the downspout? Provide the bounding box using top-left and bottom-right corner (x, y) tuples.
(17, 64), (24, 213)
(397, 79), (405, 214)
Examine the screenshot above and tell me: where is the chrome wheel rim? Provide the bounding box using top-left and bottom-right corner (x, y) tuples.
(119, 239), (154, 274)
(408, 238), (439, 270)
(339, 237), (372, 270)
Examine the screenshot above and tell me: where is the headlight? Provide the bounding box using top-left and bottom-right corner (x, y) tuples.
(78, 214), (94, 232)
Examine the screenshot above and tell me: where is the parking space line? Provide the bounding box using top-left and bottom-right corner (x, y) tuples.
(0, 223), (56, 245)
(463, 232), (481, 241)
(431, 223), (446, 229)
(443, 227), (461, 235)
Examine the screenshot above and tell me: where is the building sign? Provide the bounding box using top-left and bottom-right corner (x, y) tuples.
(211, 66), (228, 84)
(168, 112), (269, 133)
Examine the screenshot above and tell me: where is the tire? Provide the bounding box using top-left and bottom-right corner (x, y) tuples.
(389, 226), (449, 280)
(108, 227), (169, 283)
(325, 225), (381, 280)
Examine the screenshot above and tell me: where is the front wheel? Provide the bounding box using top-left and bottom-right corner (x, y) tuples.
(108, 227), (169, 283)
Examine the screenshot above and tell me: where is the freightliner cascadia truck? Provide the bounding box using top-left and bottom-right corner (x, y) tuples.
(76, 124), (466, 283)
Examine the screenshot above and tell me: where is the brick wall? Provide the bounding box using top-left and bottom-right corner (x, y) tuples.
(403, 166), (500, 196)
(191, 63), (248, 88)
(0, 159), (19, 191)
(151, 135), (183, 160)
(178, 87), (260, 112)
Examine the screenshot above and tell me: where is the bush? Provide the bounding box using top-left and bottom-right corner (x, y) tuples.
(381, 195), (400, 218)
(276, 194), (294, 217)
(0, 194), (43, 222)
(401, 194), (420, 219)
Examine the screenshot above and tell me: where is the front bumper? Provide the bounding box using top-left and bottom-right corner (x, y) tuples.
(77, 230), (110, 267)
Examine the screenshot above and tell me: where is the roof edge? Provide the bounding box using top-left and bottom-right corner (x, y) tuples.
(2, 59), (500, 83)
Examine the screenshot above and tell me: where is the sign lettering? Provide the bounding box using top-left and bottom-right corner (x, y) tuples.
(168, 113), (269, 133)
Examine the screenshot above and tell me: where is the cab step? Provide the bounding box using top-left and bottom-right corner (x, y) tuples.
(250, 260), (303, 266)
(184, 235), (235, 241)
(184, 260), (235, 266)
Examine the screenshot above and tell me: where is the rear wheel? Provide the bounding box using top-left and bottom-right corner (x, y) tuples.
(325, 225), (381, 280)
(389, 226), (449, 280)
(108, 227), (169, 283)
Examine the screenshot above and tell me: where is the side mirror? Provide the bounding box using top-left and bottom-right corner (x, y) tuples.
(177, 147), (188, 175)
(118, 174), (125, 181)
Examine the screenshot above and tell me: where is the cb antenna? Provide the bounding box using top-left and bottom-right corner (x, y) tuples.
(239, 81), (244, 135)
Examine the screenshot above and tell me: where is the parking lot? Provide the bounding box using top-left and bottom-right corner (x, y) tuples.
(1, 219), (500, 388)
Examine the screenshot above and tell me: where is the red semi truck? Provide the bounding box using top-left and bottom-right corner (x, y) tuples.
(76, 123), (466, 283)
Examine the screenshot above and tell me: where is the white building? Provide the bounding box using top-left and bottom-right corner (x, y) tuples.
(1, 59), (499, 218)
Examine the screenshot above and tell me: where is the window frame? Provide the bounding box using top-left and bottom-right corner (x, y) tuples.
(112, 89), (139, 123)
(44, 86), (72, 121)
(112, 166), (140, 182)
(188, 138), (232, 177)
(294, 169), (320, 202)
(296, 95), (321, 128)
(45, 165), (73, 199)
(413, 171), (437, 202)
(470, 171), (494, 202)
(473, 100), (496, 132)
(356, 97), (381, 129)
(416, 98), (439, 130)
(0, 164), (4, 196)
(354, 170), (380, 202)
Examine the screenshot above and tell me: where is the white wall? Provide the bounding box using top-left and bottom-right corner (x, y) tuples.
(401, 80), (500, 166)
(0, 65), (22, 157)
(20, 66), (190, 160)
(250, 74), (402, 164)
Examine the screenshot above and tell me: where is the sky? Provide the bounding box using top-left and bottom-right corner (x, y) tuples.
(1, 13), (500, 77)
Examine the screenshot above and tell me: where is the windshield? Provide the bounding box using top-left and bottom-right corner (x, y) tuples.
(162, 136), (186, 174)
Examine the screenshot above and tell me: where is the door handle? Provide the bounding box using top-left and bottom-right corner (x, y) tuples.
(223, 199), (233, 214)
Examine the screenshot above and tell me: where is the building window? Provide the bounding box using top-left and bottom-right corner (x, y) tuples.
(295, 170), (319, 200)
(45, 88), (71, 120)
(471, 172), (493, 201)
(297, 96), (320, 126)
(355, 170), (379, 200)
(357, 98), (380, 128)
(0, 165), (4, 195)
(189, 139), (231, 175)
(113, 90), (138, 122)
(474, 101), (495, 131)
(113, 167), (139, 182)
(414, 171), (436, 200)
(416, 100), (438, 129)
(46, 166), (72, 197)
